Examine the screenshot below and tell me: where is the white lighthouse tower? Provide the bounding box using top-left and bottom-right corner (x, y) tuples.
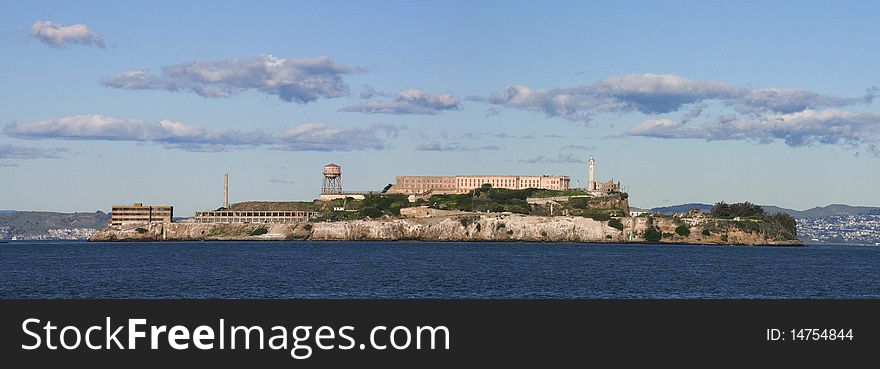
(587, 157), (595, 191)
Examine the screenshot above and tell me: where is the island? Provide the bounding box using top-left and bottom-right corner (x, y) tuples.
(90, 186), (801, 246)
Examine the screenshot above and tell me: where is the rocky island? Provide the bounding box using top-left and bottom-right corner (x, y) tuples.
(90, 187), (801, 246)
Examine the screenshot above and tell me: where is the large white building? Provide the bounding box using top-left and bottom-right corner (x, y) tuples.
(387, 175), (570, 195)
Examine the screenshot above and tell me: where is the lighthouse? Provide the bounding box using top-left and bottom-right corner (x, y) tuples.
(588, 157), (595, 191)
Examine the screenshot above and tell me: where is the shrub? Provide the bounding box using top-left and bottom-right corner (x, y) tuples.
(735, 220), (761, 234)
(701, 229), (711, 236)
(496, 222), (506, 230)
(644, 227), (662, 242)
(608, 218), (624, 231)
(507, 230), (514, 235)
(569, 198), (589, 209)
(250, 227), (268, 236)
(675, 225), (691, 237)
(720, 234), (728, 242)
(591, 213), (611, 222)
(475, 223), (482, 233)
(135, 227), (148, 234)
(303, 224), (313, 231)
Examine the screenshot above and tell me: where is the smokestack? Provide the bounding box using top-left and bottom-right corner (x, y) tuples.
(223, 172), (229, 209)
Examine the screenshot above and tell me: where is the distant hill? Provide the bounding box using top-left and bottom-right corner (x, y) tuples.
(764, 204), (880, 219)
(650, 203), (714, 215)
(0, 211), (110, 237)
(0, 210), (17, 214)
(652, 203), (880, 219)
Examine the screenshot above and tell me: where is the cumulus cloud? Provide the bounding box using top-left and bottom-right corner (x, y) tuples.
(519, 153), (587, 164)
(627, 109), (880, 155)
(415, 141), (499, 151)
(733, 88), (863, 114)
(471, 73), (871, 123)
(101, 55), (356, 103)
(341, 88), (461, 115)
(30, 20), (105, 48)
(4, 115), (397, 152)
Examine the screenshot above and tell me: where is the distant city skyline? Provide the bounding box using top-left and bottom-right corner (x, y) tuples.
(2, 1), (879, 215)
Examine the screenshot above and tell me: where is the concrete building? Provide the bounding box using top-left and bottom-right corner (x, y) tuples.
(387, 175), (571, 195)
(192, 210), (318, 224)
(111, 203), (173, 226)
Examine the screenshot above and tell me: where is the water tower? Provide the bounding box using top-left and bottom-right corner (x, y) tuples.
(322, 163), (343, 194)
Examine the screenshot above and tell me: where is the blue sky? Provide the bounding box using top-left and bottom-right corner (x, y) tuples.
(2, 0), (879, 215)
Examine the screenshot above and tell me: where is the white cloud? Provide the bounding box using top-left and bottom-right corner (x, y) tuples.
(4, 115), (398, 152)
(30, 20), (105, 48)
(519, 153), (587, 164)
(0, 143), (67, 166)
(627, 109), (880, 156)
(0, 143), (67, 159)
(415, 141), (498, 151)
(472, 73), (871, 123)
(341, 88), (461, 115)
(101, 55), (356, 103)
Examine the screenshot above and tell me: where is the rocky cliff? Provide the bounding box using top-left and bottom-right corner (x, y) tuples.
(89, 213), (801, 246)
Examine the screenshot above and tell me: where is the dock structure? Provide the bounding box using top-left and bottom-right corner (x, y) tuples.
(192, 210), (318, 224)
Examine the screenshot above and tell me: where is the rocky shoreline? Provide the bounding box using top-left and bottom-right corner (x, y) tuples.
(89, 213), (802, 246)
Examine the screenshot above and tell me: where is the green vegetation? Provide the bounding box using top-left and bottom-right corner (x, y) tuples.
(701, 229), (711, 236)
(710, 201), (765, 218)
(250, 227), (268, 236)
(644, 227), (662, 242)
(313, 194), (412, 221)
(608, 218), (624, 231)
(675, 225), (691, 237)
(590, 213), (611, 221)
(303, 224), (313, 231)
(710, 202), (798, 241)
(426, 186), (627, 219)
(135, 227), (148, 234)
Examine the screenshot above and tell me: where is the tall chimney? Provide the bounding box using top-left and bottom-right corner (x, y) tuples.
(223, 172), (229, 209)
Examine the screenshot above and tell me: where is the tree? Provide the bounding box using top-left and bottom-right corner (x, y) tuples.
(608, 218), (624, 231)
(675, 225), (691, 237)
(644, 227), (662, 242)
(711, 201), (764, 218)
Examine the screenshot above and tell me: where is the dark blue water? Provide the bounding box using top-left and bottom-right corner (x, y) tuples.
(2, 241), (879, 298)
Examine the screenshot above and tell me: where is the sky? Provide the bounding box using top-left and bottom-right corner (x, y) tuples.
(1, 0), (879, 215)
